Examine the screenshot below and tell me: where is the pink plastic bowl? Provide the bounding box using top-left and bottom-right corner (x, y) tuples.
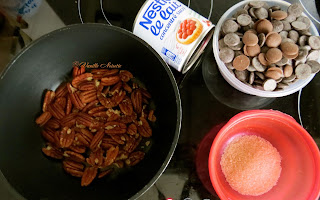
(208, 110), (320, 200)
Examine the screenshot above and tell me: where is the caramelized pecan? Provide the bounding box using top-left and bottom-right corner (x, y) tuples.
(63, 160), (84, 177)
(106, 109), (120, 122)
(131, 89), (142, 114)
(86, 148), (104, 167)
(125, 151), (145, 166)
(71, 73), (93, 88)
(60, 127), (75, 148)
(119, 96), (133, 116)
(35, 112), (52, 126)
(63, 150), (85, 162)
(89, 129), (104, 151)
(101, 75), (120, 86)
(42, 90), (55, 112)
(105, 122), (127, 134)
(55, 82), (68, 98)
(148, 110), (157, 122)
(78, 81), (96, 91)
(98, 169), (113, 178)
(67, 83), (85, 110)
(42, 143), (63, 159)
(81, 166), (98, 186)
(45, 118), (60, 130)
(119, 70), (133, 82)
(104, 146), (119, 167)
(127, 123), (137, 135)
(80, 90), (97, 104)
(137, 117), (152, 137)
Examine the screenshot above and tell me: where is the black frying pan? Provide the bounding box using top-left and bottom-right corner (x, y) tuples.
(0, 24), (181, 200)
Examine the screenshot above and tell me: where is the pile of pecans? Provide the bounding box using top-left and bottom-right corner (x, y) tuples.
(35, 63), (156, 186)
(219, 1), (320, 91)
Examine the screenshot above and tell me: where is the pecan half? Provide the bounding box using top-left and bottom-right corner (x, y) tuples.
(47, 102), (65, 120)
(102, 86), (110, 95)
(82, 100), (99, 113)
(109, 82), (122, 95)
(92, 69), (119, 80)
(127, 123), (137, 135)
(106, 109), (120, 122)
(110, 134), (126, 145)
(61, 113), (77, 127)
(63, 160), (84, 177)
(140, 88), (152, 99)
(90, 129), (104, 151)
(105, 122), (127, 134)
(45, 118), (60, 130)
(122, 82), (132, 93)
(63, 150), (85, 162)
(98, 169), (113, 178)
(41, 129), (56, 145)
(148, 110), (156, 122)
(137, 117), (152, 137)
(71, 73), (93, 88)
(69, 144), (86, 154)
(88, 106), (107, 116)
(118, 112), (137, 124)
(86, 148), (104, 167)
(116, 150), (129, 161)
(104, 146), (119, 167)
(100, 137), (118, 150)
(67, 83), (85, 110)
(66, 95), (72, 115)
(78, 81), (96, 91)
(123, 135), (141, 153)
(42, 143), (63, 159)
(72, 63), (86, 78)
(101, 75), (120, 86)
(112, 90), (126, 107)
(119, 70), (133, 82)
(77, 113), (103, 129)
(55, 97), (67, 110)
(81, 166), (98, 186)
(75, 128), (93, 147)
(60, 127), (75, 148)
(35, 112), (52, 126)
(79, 90), (97, 104)
(131, 89), (142, 114)
(125, 151), (145, 166)
(119, 96), (133, 116)
(42, 90), (55, 112)
(55, 82), (68, 98)
(72, 66), (81, 78)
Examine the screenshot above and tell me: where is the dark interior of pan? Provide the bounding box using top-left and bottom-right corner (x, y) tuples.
(0, 24), (181, 200)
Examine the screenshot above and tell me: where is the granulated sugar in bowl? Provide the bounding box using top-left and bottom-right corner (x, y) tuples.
(208, 110), (320, 200)
(220, 135), (282, 196)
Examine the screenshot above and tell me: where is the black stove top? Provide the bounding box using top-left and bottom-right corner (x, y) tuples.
(1, 0), (320, 199)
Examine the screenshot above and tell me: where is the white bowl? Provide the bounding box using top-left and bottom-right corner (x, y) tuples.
(212, 0), (320, 97)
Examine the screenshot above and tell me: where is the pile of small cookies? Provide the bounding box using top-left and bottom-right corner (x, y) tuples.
(218, 1), (320, 91)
